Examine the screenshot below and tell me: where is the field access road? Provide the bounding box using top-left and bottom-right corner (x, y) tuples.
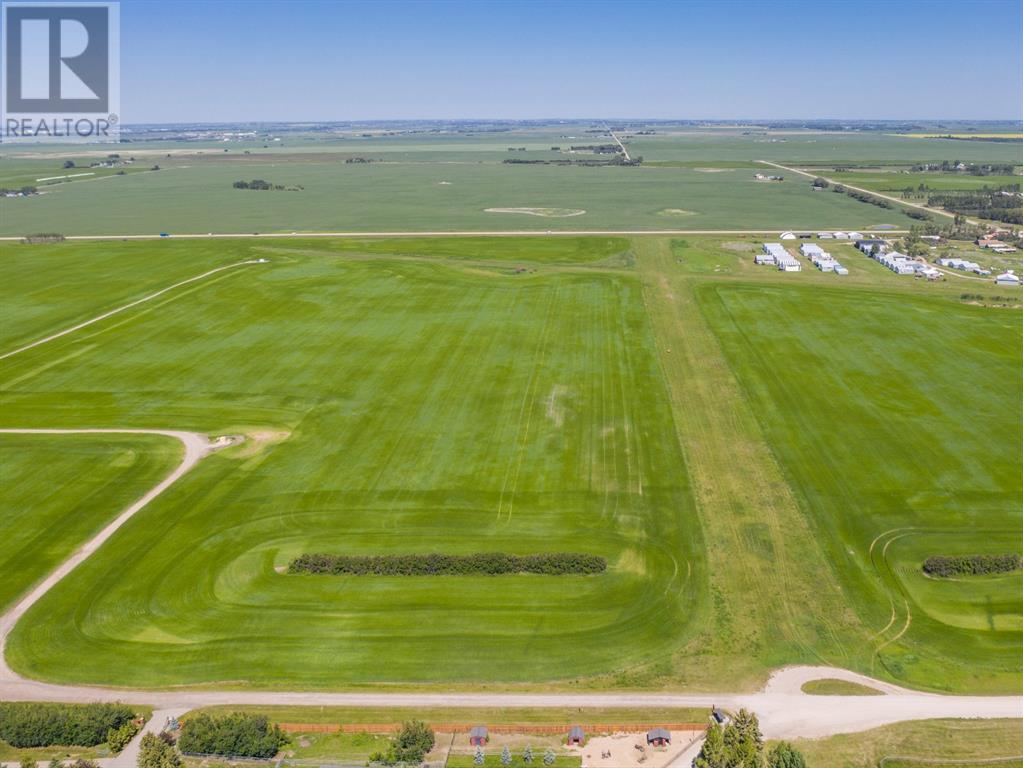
(0, 228), (908, 242)
(0, 429), (233, 672)
(0, 424), (1018, 741)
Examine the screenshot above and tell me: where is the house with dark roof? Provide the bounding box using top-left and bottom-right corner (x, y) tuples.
(646, 728), (671, 747)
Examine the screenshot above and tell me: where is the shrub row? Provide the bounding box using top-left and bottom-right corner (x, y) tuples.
(923, 553), (1021, 578)
(178, 713), (287, 759)
(0, 702), (136, 748)
(289, 552), (607, 576)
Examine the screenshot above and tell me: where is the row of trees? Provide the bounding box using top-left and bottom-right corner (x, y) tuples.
(470, 745), (556, 765)
(832, 184), (894, 210)
(923, 553), (1020, 578)
(289, 552), (608, 576)
(0, 702), (136, 748)
(695, 710), (806, 768)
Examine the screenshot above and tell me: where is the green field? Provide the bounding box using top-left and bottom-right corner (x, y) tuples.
(0, 159), (918, 235)
(0, 434), (180, 611)
(696, 281), (1023, 691)
(1, 229), (1019, 693)
(3, 237), (703, 687)
(788, 718), (1023, 767)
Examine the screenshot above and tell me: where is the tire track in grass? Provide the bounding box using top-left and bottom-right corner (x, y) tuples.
(0, 260), (266, 362)
(497, 284), (559, 522)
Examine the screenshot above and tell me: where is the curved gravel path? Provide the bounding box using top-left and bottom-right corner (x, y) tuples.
(0, 431), (1019, 740)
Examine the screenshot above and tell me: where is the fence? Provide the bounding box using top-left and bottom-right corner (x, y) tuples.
(277, 722), (708, 735)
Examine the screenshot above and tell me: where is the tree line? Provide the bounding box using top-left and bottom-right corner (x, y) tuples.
(289, 552), (608, 576)
(177, 713), (287, 759)
(232, 180), (303, 191)
(0, 702), (136, 748)
(923, 553), (1020, 578)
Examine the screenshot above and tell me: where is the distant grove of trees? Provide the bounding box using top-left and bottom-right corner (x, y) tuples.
(910, 161), (1015, 175)
(926, 186), (1023, 225)
(232, 179), (303, 191)
(924, 554), (1020, 578)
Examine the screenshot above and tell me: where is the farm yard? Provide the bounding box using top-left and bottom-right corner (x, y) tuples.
(1, 225), (1019, 694)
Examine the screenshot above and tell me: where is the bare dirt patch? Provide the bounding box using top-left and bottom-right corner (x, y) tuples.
(578, 731), (704, 768)
(484, 207), (586, 218)
(721, 241), (757, 253)
(228, 428), (292, 458)
(657, 208), (697, 217)
(693, 167), (733, 173)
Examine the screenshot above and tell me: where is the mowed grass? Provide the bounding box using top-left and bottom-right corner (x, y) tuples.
(696, 282), (1023, 692)
(0, 434), (181, 611)
(3, 238), (703, 687)
(0, 239), (254, 350)
(787, 719), (1023, 767)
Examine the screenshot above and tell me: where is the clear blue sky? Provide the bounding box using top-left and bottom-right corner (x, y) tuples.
(120, 0), (1023, 122)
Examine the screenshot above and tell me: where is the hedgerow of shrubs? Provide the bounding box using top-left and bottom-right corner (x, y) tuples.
(177, 713), (287, 759)
(289, 552), (607, 576)
(0, 702), (136, 748)
(923, 553), (1021, 578)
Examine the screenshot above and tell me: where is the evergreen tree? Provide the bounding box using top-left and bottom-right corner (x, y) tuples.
(724, 709), (764, 767)
(767, 742), (806, 768)
(694, 721), (726, 768)
(543, 747), (556, 766)
(474, 746), (485, 765)
(523, 745), (534, 764)
(501, 745), (512, 766)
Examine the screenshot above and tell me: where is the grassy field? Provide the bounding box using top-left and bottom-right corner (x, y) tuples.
(0, 240), (252, 350)
(0, 158), (918, 235)
(800, 680), (884, 696)
(4, 237), (704, 687)
(693, 277), (1022, 692)
(826, 169), (1021, 192)
(0, 434), (181, 611)
(787, 718), (1023, 767)
(2, 233), (1019, 692)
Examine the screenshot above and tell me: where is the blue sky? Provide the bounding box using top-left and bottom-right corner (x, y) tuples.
(119, 0), (1023, 122)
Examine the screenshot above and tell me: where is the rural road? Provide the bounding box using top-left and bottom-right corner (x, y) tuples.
(757, 160), (965, 223)
(0, 228), (908, 242)
(0, 433), (1019, 739)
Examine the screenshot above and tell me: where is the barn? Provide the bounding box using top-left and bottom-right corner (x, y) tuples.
(646, 728), (671, 747)
(469, 726), (489, 746)
(567, 726), (586, 746)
